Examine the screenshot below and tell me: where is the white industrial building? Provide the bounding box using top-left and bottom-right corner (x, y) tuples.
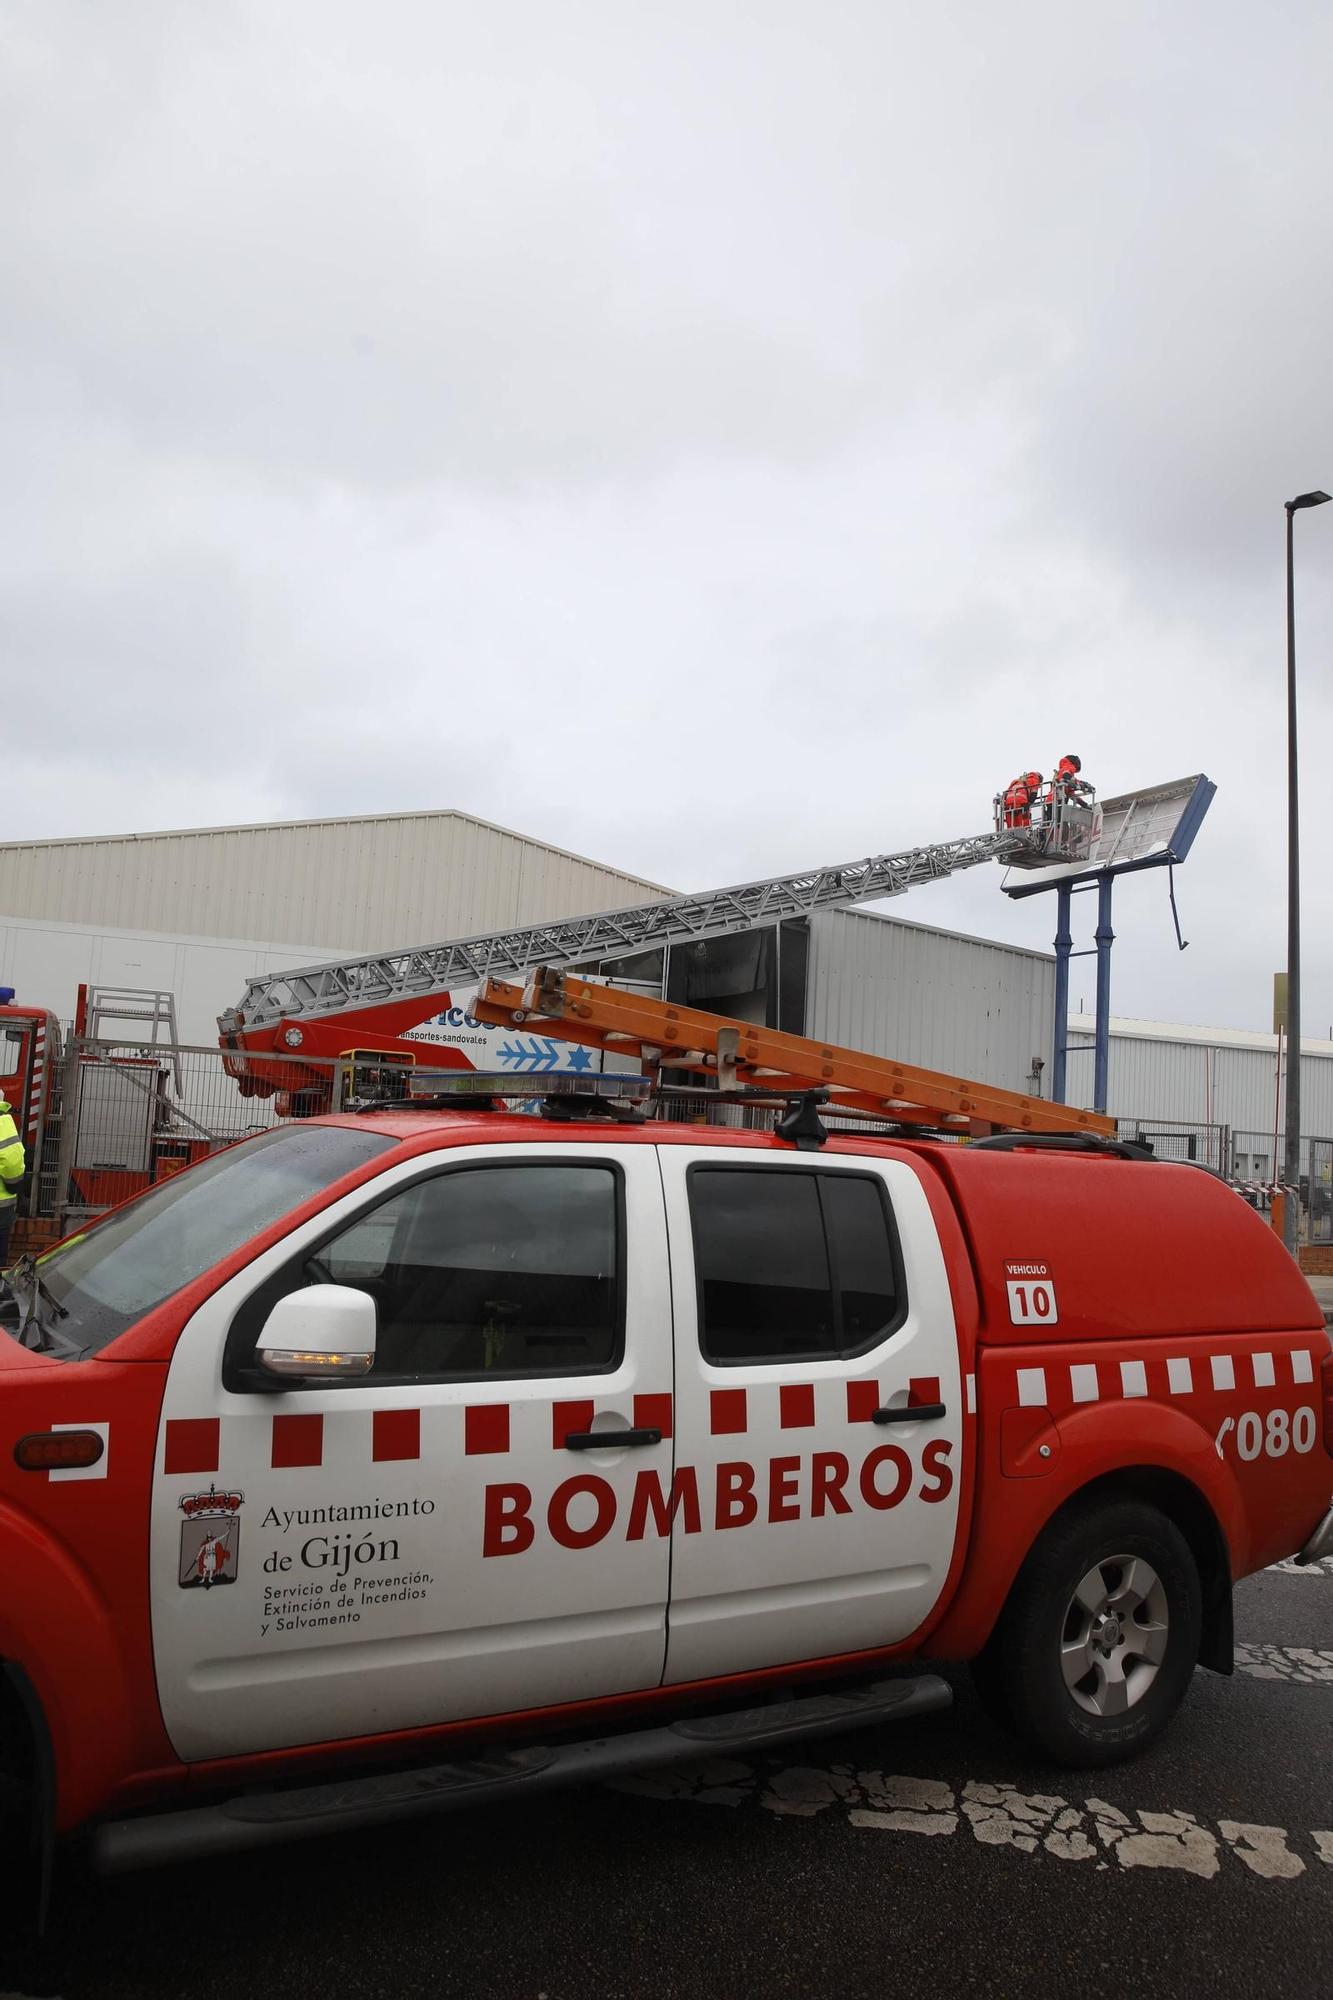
(0, 808), (1053, 1091)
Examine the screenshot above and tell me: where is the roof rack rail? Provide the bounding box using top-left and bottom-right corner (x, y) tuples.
(967, 1133), (1155, 1160)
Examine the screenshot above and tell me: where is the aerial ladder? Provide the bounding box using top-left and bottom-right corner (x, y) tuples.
(218, 807), (1097, 1111)
(466, 968), (1114, 1139)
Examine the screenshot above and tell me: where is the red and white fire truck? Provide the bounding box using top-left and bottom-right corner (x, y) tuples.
(0, 970), (1328, 1933)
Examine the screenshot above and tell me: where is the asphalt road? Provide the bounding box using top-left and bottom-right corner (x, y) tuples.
(13, 1557), (1333, 2000)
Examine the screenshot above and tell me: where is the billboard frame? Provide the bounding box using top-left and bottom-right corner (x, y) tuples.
(999, 775), (1216, 1114)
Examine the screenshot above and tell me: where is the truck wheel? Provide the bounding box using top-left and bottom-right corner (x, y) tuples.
(989, 1499), (1202, 1767)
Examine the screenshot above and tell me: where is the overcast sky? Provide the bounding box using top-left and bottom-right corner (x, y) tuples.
(3, 1), (1332, 1033)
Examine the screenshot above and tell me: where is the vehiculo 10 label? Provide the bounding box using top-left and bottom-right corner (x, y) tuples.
(1004, 1261), (1059, 1326)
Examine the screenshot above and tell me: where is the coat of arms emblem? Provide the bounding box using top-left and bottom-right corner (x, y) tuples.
(178, 1484), (243, 1589)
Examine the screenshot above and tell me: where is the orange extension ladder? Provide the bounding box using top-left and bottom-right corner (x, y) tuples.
(473, 967), (1114, 1139)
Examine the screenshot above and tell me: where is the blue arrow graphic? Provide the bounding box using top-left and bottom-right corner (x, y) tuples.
(497, 1036), (561, 1073)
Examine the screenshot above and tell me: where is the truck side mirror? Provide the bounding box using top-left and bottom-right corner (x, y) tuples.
(256, 1285), (378, 1382)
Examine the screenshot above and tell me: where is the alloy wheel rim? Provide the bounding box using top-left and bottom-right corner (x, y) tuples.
(1059, 1553), (1170, 1717)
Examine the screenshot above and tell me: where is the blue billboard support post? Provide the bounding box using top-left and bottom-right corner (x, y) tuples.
(1093, 873), (1115, 1114)
(1052, 883), (1073, 1104)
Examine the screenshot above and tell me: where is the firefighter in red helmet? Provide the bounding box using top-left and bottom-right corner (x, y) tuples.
(1054, 753), (1089, 803)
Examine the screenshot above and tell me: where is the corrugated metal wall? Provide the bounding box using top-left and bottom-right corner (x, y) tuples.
(1066, 1026), (1333, 1136)
(0, 812), (669, 955)
(806, 909), (1054, 1093)
(0, 913), (353, 1048)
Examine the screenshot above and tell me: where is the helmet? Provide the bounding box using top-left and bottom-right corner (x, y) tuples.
(1065, 754), (1082, 771)
(1026, 771), (1043, 787)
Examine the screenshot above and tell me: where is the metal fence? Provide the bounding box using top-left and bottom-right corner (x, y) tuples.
(1108, 1118), (1333, 1241)
(1228, 1129), (1333, 1237)
(1113, 1118), (1230, 1173)
(1311, 1138), (1333, 1244)
(35, 1039), (343, 1232)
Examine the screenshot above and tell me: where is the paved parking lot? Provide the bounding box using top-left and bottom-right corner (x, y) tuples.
(17, 1553), (1330, 2000)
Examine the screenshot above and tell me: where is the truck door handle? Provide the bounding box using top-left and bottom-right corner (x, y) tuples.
(872, 1403), (947, 1425)
(562, 1427), (663, 1451)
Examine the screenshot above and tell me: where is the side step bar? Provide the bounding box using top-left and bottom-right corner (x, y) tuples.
(91, 1673), (952, 1874)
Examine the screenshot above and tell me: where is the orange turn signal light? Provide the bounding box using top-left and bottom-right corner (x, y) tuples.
(14, 1430), (104, 1472)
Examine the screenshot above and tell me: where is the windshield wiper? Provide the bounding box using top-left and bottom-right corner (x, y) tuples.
(3, 1256), (69, 1354)
(0, 1266), (46, 1352)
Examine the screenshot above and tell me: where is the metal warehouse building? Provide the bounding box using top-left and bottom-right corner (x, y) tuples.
(0, 808), (1054, 1091)
(0, 811), (668, 1050)
(1066, 1012), (1333, 1188)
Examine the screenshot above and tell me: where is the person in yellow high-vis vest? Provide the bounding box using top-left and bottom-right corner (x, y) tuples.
(0, 1094), (26, 1265)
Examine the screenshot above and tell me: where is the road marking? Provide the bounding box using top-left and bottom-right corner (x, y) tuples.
(1218, 1821), (1307, 1880)
(612, 1762), (1332, 1882)
(1234, 1644), (1333, 1684)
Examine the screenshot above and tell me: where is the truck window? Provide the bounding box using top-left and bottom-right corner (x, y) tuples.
(689, 1165), (903, 1365)
(302, 1161), (623, 1380)
(30, 1125), (399, 1357)
(821, 1173), (900, 1346)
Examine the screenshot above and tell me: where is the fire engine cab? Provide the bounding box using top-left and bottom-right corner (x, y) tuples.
(0, 978), (1329, 1926)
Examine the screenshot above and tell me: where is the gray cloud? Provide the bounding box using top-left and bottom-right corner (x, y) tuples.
(1, 0), (1330, 1036)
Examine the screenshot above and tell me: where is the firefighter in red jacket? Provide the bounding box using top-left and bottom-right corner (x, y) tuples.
(1054, 753), (1089, 802)
(1002, 772), (1042, 828)
(1002, 775), (1028, 828)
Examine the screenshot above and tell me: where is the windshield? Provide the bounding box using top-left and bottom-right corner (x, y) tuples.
(24, 1125), (398, 1357)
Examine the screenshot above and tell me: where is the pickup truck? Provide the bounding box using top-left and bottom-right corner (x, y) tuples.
(1, 1096), (1329, 1905)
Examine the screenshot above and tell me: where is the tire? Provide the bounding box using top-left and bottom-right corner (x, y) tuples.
(986, 1498), (1202, 1767)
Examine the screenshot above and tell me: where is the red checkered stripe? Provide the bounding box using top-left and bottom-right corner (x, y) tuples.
(709, 1376), (946, 1435)
(161, 1398), (674, 1476)
(24, 1017), (45, 1151)
(1008, 1343), (1321, 1413)
(159, 1376), (954, 1475)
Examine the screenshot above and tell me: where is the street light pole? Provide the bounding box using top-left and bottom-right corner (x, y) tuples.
(1283, 488), (1330, 1253)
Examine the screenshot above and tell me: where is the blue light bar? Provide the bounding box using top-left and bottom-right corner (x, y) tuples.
(407, 1071), (653, 1102)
